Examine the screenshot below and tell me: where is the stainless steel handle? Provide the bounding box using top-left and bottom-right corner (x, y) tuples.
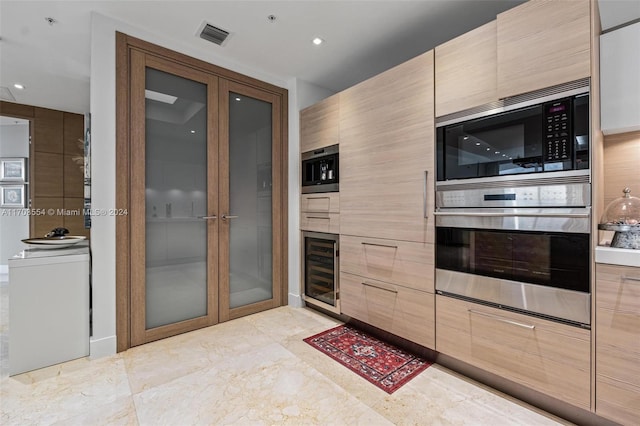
(198, 215), (217, 220)
(307, 216), (330, 220)
(623, 276), (640, 283)
(361, 242), (398, 249)
(468, 309), (535, 330)
(423, 170), (428, 219)
(362, 282), (398, 293)
(434, 211), (590, 218)
(307, 196), (330, 200)
(222, 214), (238, 220)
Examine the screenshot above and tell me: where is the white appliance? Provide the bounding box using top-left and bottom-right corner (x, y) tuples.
(8, 243), (90, 375)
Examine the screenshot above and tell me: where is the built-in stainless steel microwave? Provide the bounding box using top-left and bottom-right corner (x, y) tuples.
(301, 144), (339, 193)
(436, 80), (590, 182)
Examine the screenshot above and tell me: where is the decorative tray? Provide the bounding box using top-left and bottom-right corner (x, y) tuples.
(21, 236), (87, 249)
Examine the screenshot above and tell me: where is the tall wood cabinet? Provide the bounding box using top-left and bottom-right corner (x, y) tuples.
(435, 0), (592, 118)
(595, 263), (640, 425)
(299, 93), (340, 153)
(496, 0), (591, 98)
(338, 50), (435, 349)
(435, 21), (498, 117)
(340, 50), (434, 243)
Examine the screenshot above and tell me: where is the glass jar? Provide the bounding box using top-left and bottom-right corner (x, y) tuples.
(599, 188), (640, 249)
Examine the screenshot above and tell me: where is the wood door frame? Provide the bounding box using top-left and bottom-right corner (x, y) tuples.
(116, 32), (289, 352)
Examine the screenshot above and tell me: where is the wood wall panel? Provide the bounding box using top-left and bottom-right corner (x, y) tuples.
(602, 131), (640, 208)
(63, 112), (84, 156)
(33, 152), (63, 198)
(64, 154), (84, 198)
(31, 197), (64, 238)
(34, 107), (64, 154)
(64, 197), (90, 238)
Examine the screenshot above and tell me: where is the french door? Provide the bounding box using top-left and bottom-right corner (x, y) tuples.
(129, 49), (282, 346)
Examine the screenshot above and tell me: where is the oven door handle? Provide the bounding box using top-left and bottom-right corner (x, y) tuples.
(433, 211), (590, 218)
(468, 309), (535, 330)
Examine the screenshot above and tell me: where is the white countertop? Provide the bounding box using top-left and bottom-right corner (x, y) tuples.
(595, 246), (640, 267)
(10, 241), (89, 266)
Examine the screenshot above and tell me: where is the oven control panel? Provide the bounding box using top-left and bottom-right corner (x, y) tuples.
(543, 98), (572, 162)
(436, 183), (591, 208)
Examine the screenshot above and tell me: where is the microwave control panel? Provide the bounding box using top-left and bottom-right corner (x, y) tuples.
(543, 98), (572, 162)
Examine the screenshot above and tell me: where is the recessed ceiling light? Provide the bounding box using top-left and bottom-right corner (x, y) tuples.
(486, 148), (490, 151)
(13, 83), (24, 90)
(475, 142), (481, 146)
(190, 130), (196, 134)
(267, 15), (277, 23)
(235, 97), (241, 101)
(145, 89), (177, 104)
(312, 37), (323, 45)
(495, 151), (500, 154)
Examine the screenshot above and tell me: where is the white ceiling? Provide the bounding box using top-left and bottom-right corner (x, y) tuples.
(1, 1), (530, 114)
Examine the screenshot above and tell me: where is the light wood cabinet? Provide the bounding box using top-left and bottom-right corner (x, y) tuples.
(436, 295), (591, 409)
(340, 50), (434, 243)
(435, 21), (498, 117)
(496, 0), (591, 98)
(341, 271), (435, 349)
(340, 235), (433, 293)
(300, 93), (340, 153)
(300, 212), (339, 234)
(300, 192), (339, 214)
(300, 192), (339, 233)
(595, 263), (640, 425)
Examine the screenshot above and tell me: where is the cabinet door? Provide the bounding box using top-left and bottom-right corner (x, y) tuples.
(595, 264), (640, 424)
(300, 93), (340, 153)
(340, 235), (433, 293)
(340, 50), (434, 243)
(436, 295), (591, 409)
(435, 21), (497, 117)
(341, 272), (435, 349)
(497, 0), (591, 98)
(600, 22), (640, 135)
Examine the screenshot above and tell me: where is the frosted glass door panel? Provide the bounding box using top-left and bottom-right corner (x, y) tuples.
(145, 67), (208, 329)
(228, 92), (273, 309)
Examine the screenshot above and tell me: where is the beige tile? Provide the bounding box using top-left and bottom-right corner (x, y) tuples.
(51, 396), (139, 426)
(133, 342), (392, 425)
(0, 355), (131, 425)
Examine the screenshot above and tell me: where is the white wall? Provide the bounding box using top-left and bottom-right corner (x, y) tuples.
(286, 79), (336, 307)
(90, 12), (293, 357)
(0, 123), (30, 269)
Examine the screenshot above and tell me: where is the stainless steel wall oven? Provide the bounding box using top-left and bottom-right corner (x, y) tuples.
(302, 232), (339, 313)
(435, 80), (592, 328)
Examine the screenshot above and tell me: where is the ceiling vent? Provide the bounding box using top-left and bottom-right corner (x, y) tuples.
(199, 23), (230, 46)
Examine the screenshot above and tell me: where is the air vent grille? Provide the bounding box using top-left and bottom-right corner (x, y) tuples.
(200, 23), (230, 46)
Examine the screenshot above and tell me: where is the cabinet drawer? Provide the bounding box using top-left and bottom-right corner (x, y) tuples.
(300, 212), (339, 234)
(436, 295), (590, 409)
(596, 263), (640, 312)
(596, 375), (640, 425)
(340, 235), (433, 293)
(341, 272), (435, 349)
(301, 192), (339, 213)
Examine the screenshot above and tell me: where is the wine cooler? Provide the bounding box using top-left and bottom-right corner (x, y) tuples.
(302, 232), (339, 314)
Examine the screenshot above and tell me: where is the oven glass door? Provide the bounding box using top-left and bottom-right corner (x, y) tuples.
(436, 227), (590, 293)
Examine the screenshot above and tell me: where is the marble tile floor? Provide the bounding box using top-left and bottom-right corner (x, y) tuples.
(0, 306), (573, 426)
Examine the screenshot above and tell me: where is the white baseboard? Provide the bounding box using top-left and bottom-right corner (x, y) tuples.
(89, 335), (117, 359)
(288, 292), (304, 308)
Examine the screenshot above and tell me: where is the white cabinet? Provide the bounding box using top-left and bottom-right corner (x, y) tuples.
(601, 22), (640, 135)
(9, 244), (90, 375)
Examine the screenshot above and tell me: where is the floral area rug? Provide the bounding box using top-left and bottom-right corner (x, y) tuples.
(304, 324), (431, 394)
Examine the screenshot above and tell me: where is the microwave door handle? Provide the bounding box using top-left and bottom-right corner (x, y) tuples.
(433, 211), (590, 218)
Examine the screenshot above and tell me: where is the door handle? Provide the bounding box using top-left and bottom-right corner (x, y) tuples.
(222, 214), (238, 220)
(198, 215), (217, 220)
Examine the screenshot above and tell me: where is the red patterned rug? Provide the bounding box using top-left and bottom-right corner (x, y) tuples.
(304, 324), (431, 394)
